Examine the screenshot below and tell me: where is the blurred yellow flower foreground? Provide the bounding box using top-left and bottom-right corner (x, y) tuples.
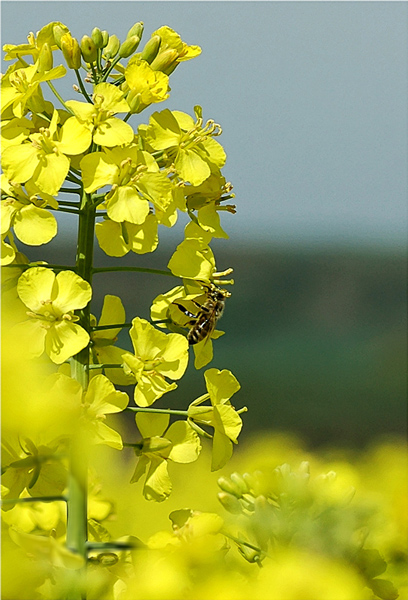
(2, 316), (406, 600)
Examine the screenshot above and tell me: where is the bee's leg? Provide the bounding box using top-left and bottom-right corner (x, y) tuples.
(173, 302), (198, 320)
(191, 299), (211, 313)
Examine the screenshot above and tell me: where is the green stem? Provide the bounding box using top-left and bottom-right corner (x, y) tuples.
(75, 69), (93, 103)
(125, 407), (189, 417)
(91, 192), (107, 204)
(3, 263), (76, 271)
(222, 531), (270, 560)
(46, 80), (75, 114)
(66, 174), (83, 186)
(101, 56), (122, 82)
(92, 266), (176, 277)
(85, 541), (135, 551)
(1, 495), (66, 506)
(91, 322), (132, 331)
(66, 186), (96, 597)
(87, 363), (123, 370)
(70, 166), (82, 176)
(50, 206), (80, 215)
(59, 188), (82, 195)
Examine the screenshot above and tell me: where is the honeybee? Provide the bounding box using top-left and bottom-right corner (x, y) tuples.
(175, 283), (231, 345)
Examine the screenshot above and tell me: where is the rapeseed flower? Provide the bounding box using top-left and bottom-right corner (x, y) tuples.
(1, 179), (57, 246)
(2, 21), (69, 62)
(81, 147), (173, 224)
(125, 58), (169, 113)
(15, 267), (92, 364)
(1, 109), (92, 196)
(122, 317), (189, 406)
(140, 106), (225, 186)
(65, 82), (134, 147)
(1, 63), (66, 119)
(188, 368), (244, 470)
(95, 214), (158, 256)
(131, 412), (201, 501)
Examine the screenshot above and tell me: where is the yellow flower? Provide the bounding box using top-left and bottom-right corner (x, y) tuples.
(1, 179), (57, 246)
(1, 63), (66, 118)
(95, 214), (158, 257)
(81, 146), (173, 224)
(150, 26), (201, 75)
(140, 106), (226, 186)
(15, 267), (92, 364)
(188, 368), (244, 470)
(65, 82), (134, 147)
(131, 412), (201, 501)
(2, 21), (69, 62)
(1, 109), (92, 196)
(125, 58), (170, 113)
(122, 317), (189, 406)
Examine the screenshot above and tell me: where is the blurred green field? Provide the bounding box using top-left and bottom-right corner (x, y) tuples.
(24, 239), (407, 448)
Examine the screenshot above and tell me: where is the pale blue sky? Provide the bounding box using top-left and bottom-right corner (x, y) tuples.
(2, 1), (407, 247)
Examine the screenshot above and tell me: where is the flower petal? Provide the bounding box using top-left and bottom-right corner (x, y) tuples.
(93, 117), (134, 147)
(53, 270), (92, 313)
(12, 319), (47, 358)
(167, 421), (201, 463)
(33, 152), (70, 196)
(211, 429), (233, 471)
(17, 267), (56, 312)
(135, 412), (170, 439)
(205, 368), (241, 405)
(14, 205), (57, 245)
(57, 117), (92, 155)
(85, 374), (128, 416)
(158, 333), (189, 379)
(45, 321), (90, 364)
(81, 152), (118, 193)
(1, 143), (39, 184)
(93, 345), (136, 386)
(144, 457), (172, 501)
(107, 186), (149, 224)
(95, 220), (130, 257)
(91, 421), (124, 450)
(134, 372), (177, 407)
(95, 295), (125, 340)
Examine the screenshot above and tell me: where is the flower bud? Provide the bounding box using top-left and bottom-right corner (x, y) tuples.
(101, 30), (109, 48)
(150, 48), (178, 73)
(53, 24), (70, 49)
(218, 476), (242, 498)
(119, 35), (141, 59)
(80, 35), (97, 64)
(91, 27), (104, 49)
(238, 544), (263, 564)
(37, 42), (53, 72)
(61, 34), (82, 70)
(217, 491), (242, 515)
(126, 22), (144, 40)
(140, 35), (161, 64)
(126, 90), (142, 114)
(104, 35), (120, 60)
(230, 472), (249, 495)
